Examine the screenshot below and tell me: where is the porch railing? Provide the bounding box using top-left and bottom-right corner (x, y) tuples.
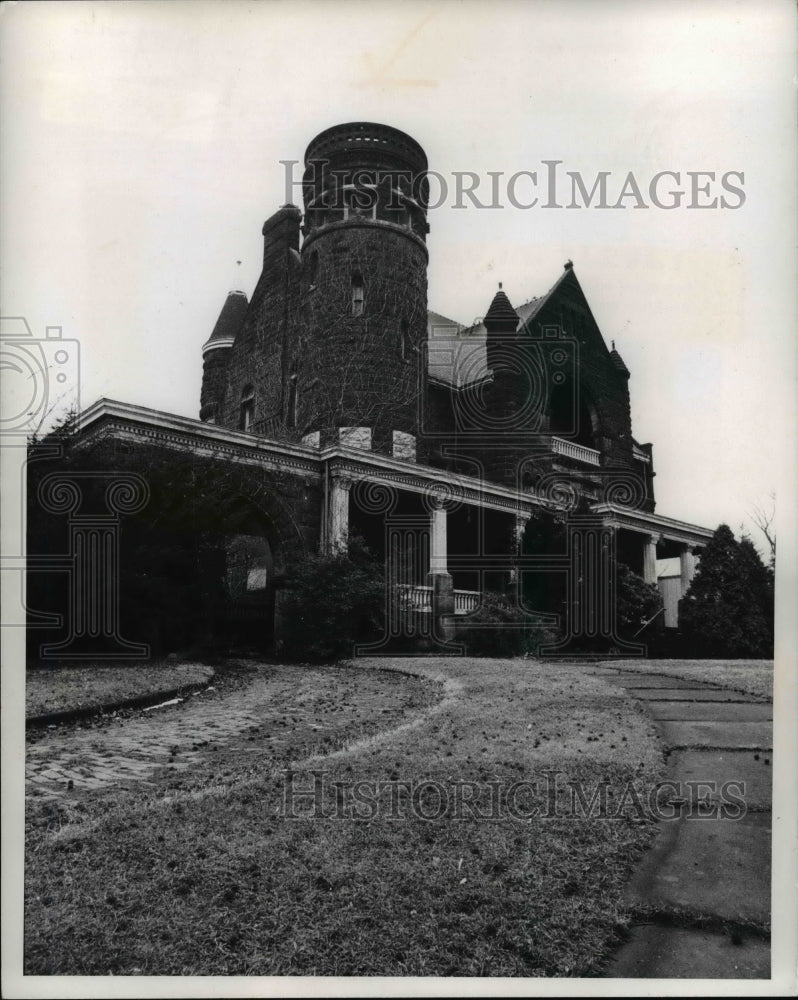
(551, 436), (601, 466)
(454, 589), (480, 614)
(395, 585), (480, 615)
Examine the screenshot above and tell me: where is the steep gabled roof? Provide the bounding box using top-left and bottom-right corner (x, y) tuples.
(426, 263), (629, 388)
(426, 273), (561, 387)
(515, 263), (576, 335)
(427, 309), (486, 387)
(608, 341), (631, 377)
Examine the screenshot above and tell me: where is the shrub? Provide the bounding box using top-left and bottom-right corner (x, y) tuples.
(456, 591), (559, 657)
(277, 539), (386, 661)
(614, 562), (663, 639)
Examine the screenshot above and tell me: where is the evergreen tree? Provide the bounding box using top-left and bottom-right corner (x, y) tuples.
(678, 524), (774, 657)
(737, 533), (775, 647)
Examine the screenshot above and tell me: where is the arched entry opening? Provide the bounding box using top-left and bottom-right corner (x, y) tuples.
(214, 503), (281, 652)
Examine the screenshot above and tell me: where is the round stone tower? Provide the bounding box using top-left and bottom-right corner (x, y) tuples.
(294, 122), (429, 452)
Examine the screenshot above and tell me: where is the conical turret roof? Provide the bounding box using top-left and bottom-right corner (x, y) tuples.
(484, 283), (519, 328)
(203, 290), (248, 353)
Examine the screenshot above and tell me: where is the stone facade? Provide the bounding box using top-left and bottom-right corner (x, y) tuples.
(215, 207), (302, 435)
(203, 123), (428, 452)
(190, 120), (714, 641)
(65, 122), (713, 649)
(199, 123), (655, 513)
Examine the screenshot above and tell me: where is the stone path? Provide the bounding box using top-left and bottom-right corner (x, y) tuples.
(26, 664), (435, 803)
(594, 667), (772, 979)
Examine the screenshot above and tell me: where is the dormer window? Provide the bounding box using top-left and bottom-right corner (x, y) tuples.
(239, 385), (255, 431)
(352, 273), (364, 316)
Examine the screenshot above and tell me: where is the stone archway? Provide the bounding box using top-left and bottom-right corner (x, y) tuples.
(217, 504), (282, 652)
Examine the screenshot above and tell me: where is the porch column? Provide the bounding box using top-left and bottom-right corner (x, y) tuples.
(679, 543), (696, 595)
(429, 501), (448, 574)
(643, 532), (660, 585)
(510, 512), (531, 583)
(329, 474), (352, 555)
(427, 500), (454, 641)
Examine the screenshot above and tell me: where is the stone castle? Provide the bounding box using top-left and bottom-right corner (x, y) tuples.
(76, 122), (712, 651)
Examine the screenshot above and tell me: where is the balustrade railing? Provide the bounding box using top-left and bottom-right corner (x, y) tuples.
(454, 590), (480, 614)
(396, 584), (431, 611)
(551, 436), (601, 466)
(395, 585), (480, 615)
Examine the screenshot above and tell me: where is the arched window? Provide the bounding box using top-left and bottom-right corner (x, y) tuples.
(351, 273), (364, 316)
(239, 384), (255, 432)
(225, 534), (273, 599)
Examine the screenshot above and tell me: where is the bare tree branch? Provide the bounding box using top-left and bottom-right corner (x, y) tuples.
(749, 492), (776, 562)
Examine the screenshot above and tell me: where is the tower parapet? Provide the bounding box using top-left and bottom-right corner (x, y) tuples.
(302, 122), (429, 244)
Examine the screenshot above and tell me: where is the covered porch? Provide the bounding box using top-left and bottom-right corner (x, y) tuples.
(322, 456), (534, 643)
(324, 453), (714, 647)
(595, 503), (713, 628)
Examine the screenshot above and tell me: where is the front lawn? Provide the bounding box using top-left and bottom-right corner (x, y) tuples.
(605, 659), (774, 700)
(26, 662), (215, 718)
(25, 657), (664, 976)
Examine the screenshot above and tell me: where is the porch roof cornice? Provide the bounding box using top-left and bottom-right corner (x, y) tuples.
(71, 401), (714, 539)
(590, 502), (714, 546)
(73, 399), (323, 477)
(72, 399), (542, 515)
(320, 447), (538, 515)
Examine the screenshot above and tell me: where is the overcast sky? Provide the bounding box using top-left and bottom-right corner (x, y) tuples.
(2, 0), (795, 548)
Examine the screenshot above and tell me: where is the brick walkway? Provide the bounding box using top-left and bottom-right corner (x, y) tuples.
(26, 663), (435, 802)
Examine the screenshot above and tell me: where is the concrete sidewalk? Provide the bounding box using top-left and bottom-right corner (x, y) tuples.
(595, 667), (772, 979)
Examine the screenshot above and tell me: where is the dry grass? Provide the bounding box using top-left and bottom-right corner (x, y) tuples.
(25, 657), (664, 976)
(604, 659), (773, 700)
(26, 662), (215, 718)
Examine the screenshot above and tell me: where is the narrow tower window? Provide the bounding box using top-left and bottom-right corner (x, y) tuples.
(307, 250), (319, 288)
(343, 183), (377, 220)
(352, 273), (364, 316)
(400, 319), (410, 362)
(286, 373), (298, 429)
(239, 385), (255, 432)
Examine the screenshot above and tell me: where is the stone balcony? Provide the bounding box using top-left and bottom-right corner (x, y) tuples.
(550, 436), (601, 466)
